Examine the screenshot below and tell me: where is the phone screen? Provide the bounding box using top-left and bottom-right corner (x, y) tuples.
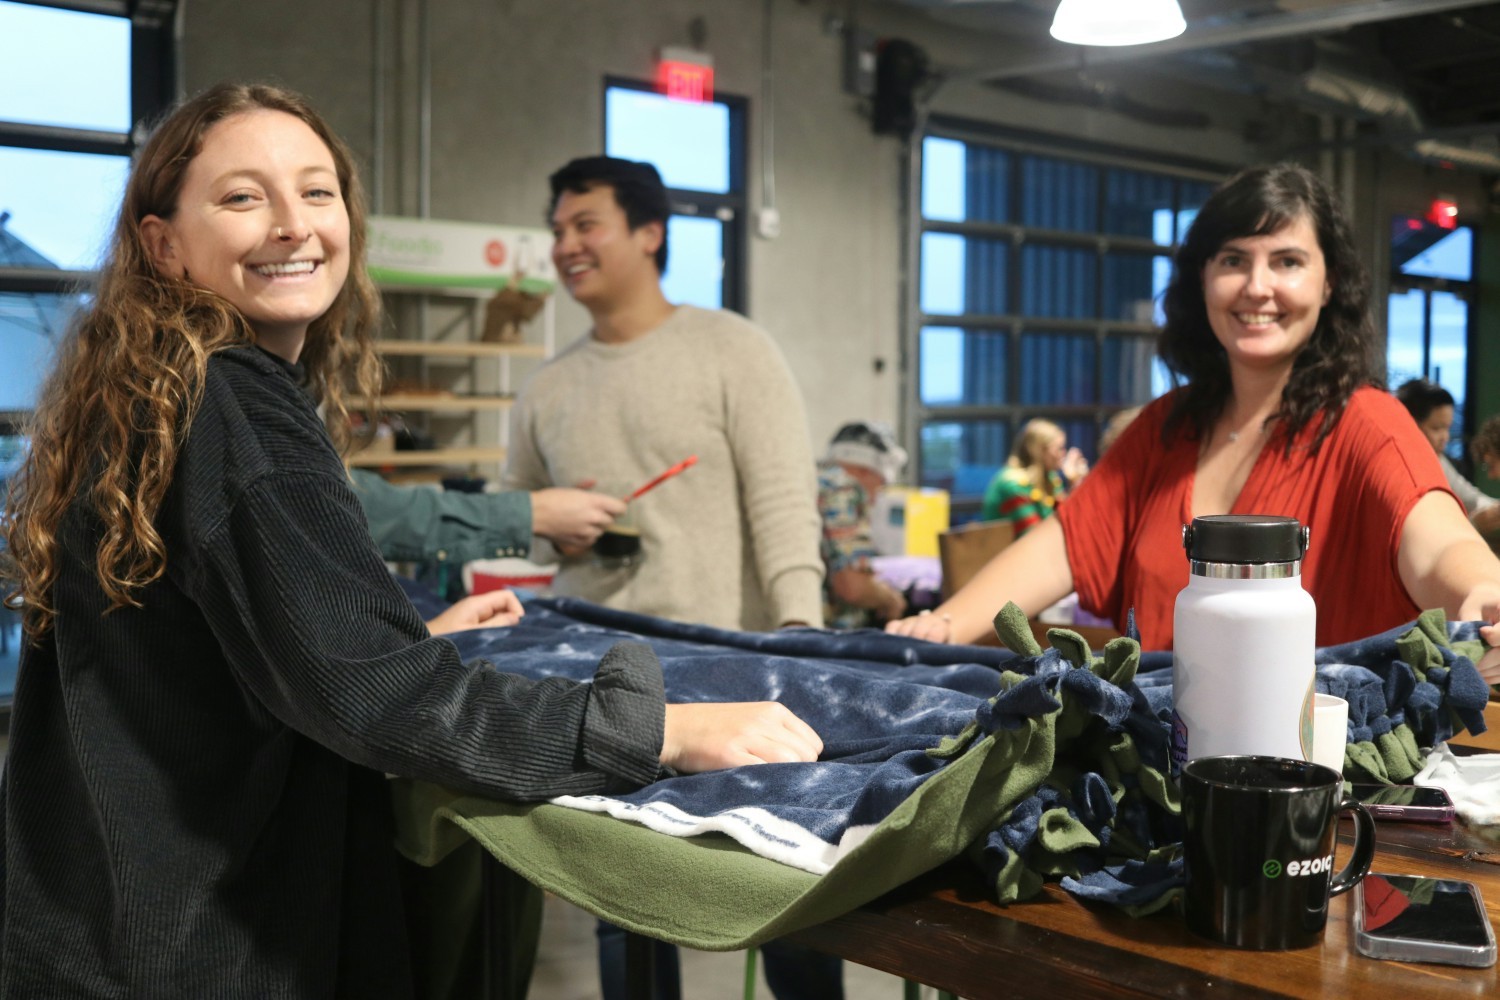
(1349, 785), (1452, 809)
(1345, 783), (1455, 822)
(1356, 874), (1496, 966)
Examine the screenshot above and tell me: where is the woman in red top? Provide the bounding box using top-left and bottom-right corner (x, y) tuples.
(889, 162), (1500, 682)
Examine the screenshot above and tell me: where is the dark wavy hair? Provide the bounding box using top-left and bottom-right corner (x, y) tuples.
(547, 156), (671, 273)
(1157, 162), (1378, 451)
(1394, 378), (1455, 424)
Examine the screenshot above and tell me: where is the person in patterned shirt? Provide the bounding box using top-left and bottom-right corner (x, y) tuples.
(817, 421), (909, 629)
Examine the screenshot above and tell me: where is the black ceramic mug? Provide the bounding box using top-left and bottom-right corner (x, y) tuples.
(1180, 755), (1376, 950)
(590, 483), (645, 569)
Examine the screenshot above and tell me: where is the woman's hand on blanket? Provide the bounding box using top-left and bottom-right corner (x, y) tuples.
(1473, 623), (1500, 684)
(426, 590), (525, 636)
(660, 703), (823, 772)
(1475, 641), (1500, 684)
(884, 608), (953, 643)
(1458, 588), (1500, 683)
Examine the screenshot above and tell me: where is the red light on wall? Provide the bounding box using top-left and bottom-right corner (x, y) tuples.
(656, 47), (714, 103)
(1426, 197), (1459, 230)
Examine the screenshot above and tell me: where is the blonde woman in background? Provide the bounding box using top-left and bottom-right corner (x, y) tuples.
(979, 418), (1089, 535)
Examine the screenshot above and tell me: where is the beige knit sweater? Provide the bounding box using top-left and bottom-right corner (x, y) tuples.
(503, 306), (825, 631)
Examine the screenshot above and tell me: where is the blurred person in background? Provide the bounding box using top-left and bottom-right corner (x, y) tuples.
(1395, 378), (1500, 538)
(979, 418), (1088, 535)
(818, 421), (909, 628)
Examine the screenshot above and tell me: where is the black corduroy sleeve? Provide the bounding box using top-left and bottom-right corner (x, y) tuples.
(186, 469), (665, 800)
(583, 641), (672, 791)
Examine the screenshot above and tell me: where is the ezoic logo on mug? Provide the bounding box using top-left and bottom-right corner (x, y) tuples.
(1181, 756), (1375, 950)
(1270, 854), (1335, 879)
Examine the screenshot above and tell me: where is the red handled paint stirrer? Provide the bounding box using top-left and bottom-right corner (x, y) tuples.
(626, 455), (699, 501)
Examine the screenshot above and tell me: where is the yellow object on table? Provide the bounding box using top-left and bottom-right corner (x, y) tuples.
(871, 487), (950, 557)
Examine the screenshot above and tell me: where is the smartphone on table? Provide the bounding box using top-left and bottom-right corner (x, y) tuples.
(1346, 783), (1455, 823)
(1353, 873), (1496, 967)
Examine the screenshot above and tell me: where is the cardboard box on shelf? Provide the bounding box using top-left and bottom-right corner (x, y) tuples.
(367, 216), (557, 295)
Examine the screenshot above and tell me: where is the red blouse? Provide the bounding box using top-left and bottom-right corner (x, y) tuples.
(1057, 387), (1455, 650)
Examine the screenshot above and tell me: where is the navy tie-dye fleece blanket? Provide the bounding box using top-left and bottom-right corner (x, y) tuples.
(394, 583), (1490, 940)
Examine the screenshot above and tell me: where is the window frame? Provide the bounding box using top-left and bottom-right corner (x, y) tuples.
(601, 75), (749, 315)
(0, 0), (176, 423)
(904, 116), (1230, 517)
(1386, 225), (1478, 462)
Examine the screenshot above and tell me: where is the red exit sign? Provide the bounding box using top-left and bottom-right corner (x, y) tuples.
(657, 47), (714, 103)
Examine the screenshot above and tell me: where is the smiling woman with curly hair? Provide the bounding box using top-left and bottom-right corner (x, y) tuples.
(0, 82), (821, 999)
(3, 83), (382, 639)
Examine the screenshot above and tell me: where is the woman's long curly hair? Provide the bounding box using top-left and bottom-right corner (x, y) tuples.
(2, 82), (382, 639)
(1157, 162), (1378, 451)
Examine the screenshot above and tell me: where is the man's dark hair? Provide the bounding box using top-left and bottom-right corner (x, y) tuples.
(548, 156), (671, 274)
(1394, 378), (1456, 424)
(1157, 162), (1378, 454)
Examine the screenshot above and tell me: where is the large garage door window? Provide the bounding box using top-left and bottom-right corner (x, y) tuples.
(911, 123), (1221, 516)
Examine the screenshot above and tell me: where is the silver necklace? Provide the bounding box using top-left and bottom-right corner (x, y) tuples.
(1227, 423), (1268, 444)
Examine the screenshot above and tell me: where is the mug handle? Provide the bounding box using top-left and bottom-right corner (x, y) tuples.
(1328, 795), (1376, 897)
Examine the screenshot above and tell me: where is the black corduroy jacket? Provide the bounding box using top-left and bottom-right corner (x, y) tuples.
(0, 345), (666, 999)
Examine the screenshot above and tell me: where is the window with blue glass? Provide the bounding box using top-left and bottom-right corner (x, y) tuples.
(1386, 216), (1476, 459)
(914, 127), (1220, 511)
(603, 80), (746, 313)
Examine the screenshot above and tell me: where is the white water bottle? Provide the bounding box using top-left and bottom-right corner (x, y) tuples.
(1171, 515), (1316, 773)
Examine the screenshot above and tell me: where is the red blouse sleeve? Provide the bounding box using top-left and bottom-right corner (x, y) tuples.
(1290, 388), (1458, 644)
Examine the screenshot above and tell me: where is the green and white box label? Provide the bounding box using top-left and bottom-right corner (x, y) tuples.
(367, 215), (556, 294)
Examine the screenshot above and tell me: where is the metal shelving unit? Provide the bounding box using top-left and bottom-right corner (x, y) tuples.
(354, 285), (555, 477)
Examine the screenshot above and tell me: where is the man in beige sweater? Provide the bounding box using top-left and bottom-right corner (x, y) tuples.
(504, 156), (837, 1000)
(504, 156), (825, 633)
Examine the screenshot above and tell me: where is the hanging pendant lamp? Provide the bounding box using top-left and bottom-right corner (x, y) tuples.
(1049, 0), (1187, 47)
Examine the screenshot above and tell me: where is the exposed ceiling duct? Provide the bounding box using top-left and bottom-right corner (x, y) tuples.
(1294, 60), (1424, 133)
(946, 0), (1499, 86)
(985, 75), (1214, 130)
(894, 0), (1500, 172)
(1244, 43), (1500, 171)
(1408, 137), (1500, 172)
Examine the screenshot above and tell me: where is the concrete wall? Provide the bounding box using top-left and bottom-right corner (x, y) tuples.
(179, 0), (1420, 454)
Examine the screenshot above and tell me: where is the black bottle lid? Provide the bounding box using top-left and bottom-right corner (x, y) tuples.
(1181, 514), (1308, 564)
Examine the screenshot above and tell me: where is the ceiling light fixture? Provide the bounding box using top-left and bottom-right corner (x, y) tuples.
(1049, 0), (1187, 47)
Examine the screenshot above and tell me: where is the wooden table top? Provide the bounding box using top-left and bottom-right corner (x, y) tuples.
(785, 789), (1500, 998)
